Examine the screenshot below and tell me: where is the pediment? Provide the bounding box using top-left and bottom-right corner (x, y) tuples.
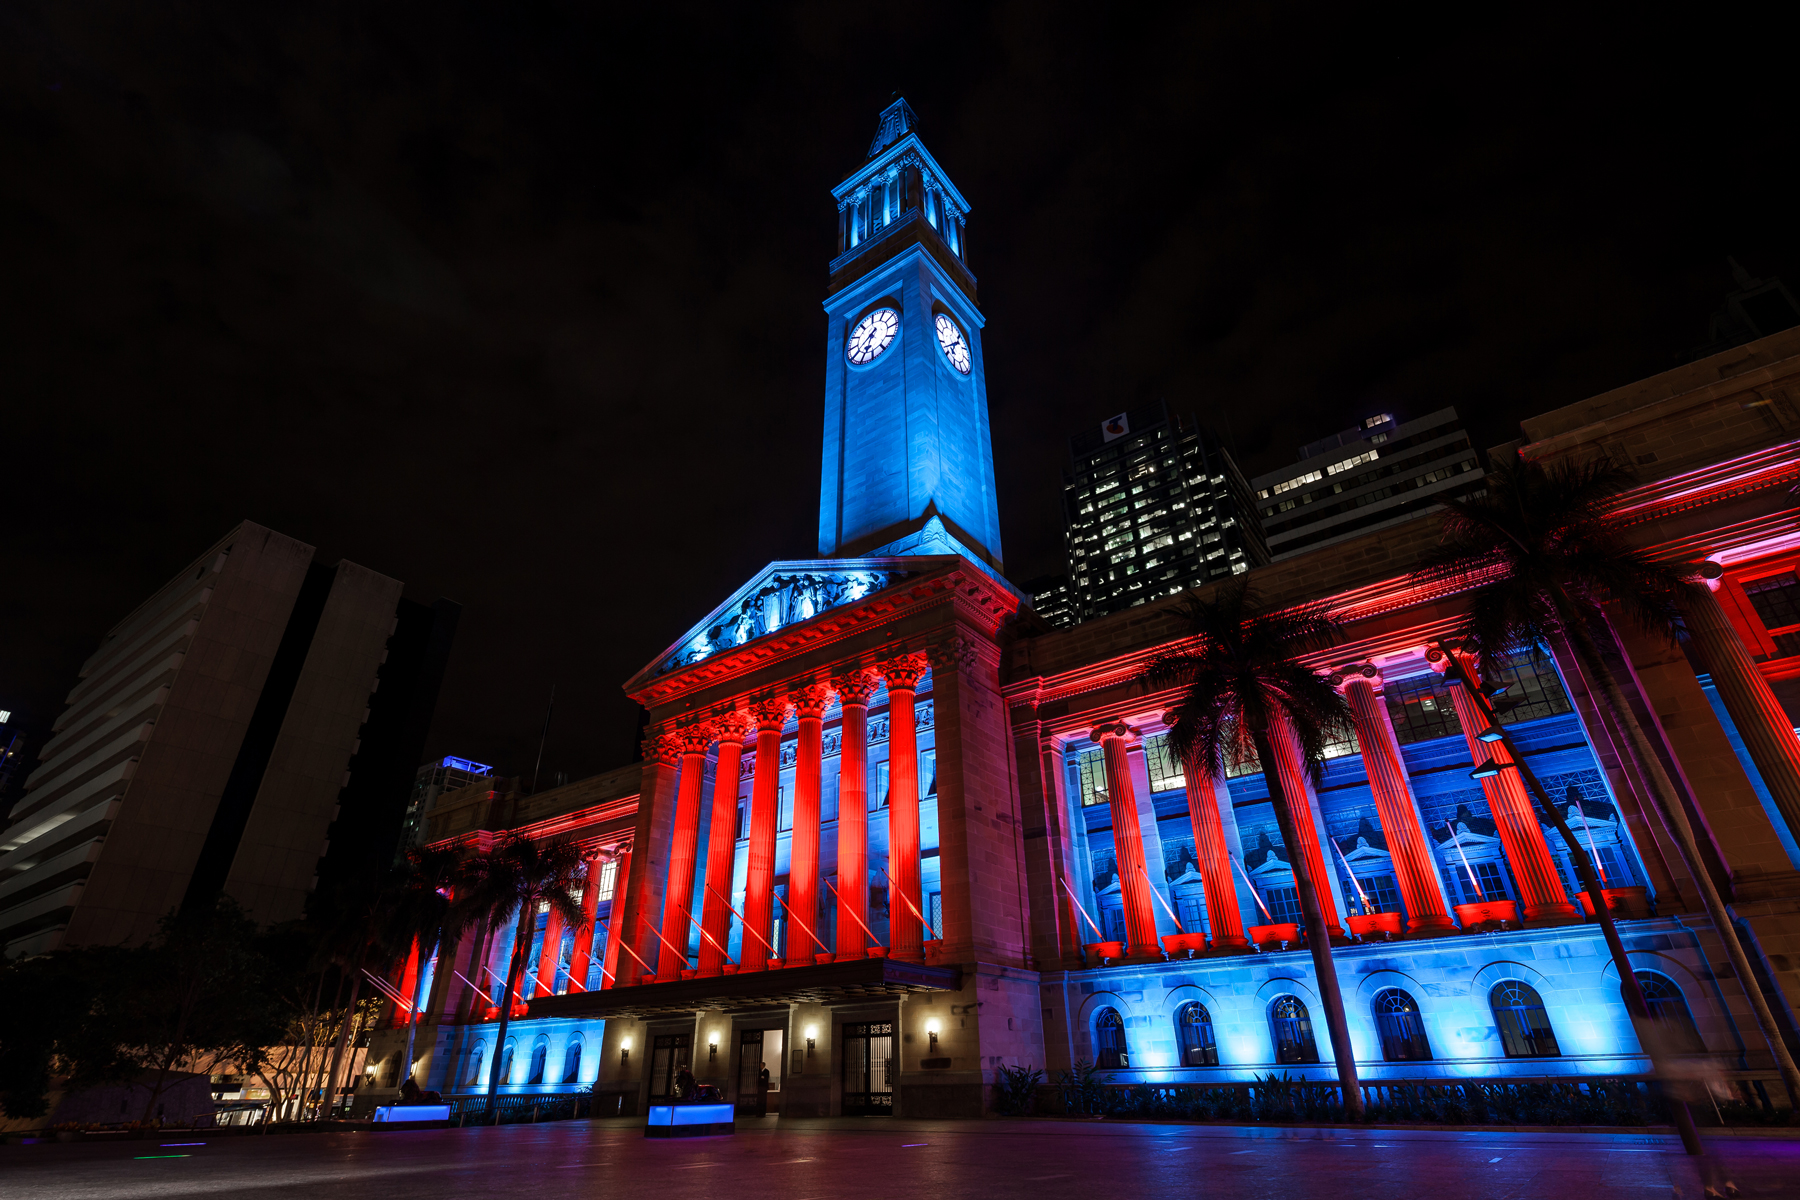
(638, 558), (927, 682)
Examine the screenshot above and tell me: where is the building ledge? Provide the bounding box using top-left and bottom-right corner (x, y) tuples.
(526, 957), (961, 1020)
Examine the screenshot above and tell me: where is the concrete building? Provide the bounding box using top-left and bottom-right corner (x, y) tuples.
(397, 755), (494, 853)
(369, 104), (1800, 1121)
(1062, 401), (1268, 621)
(0, 522), (457, 956)
(1019, 575), (1075, 630)
(1252, 407), (1487, 560)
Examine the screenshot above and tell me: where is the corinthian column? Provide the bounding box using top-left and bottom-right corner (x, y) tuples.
(1683, 577), (1800, 846)
(833, 669), (881, 959)
(1161, 712), (1248, 952)
(1335, 669), (1458, 936)
(1093, 722), (1161, 957)
(740, 698), (791, 972)
(883, 654), (929, 961)
(785, 683), (834, 966)
(697, 713), (751, 976)
(567, 852), (604, 990)
(1436, 651), (1579, 925)
(656, 723), (715, 978)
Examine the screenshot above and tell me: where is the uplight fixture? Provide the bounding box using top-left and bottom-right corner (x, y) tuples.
(1470, 761), (1503, 780)
(1476, 724), (1506, 743)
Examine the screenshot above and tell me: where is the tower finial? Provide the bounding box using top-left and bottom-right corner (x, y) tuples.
(869, 96), (918, 158)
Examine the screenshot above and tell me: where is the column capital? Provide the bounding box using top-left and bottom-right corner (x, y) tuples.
(831, 668), (882, 707)
(674, 722), (716, 756)
(789, 682), (835, 720)
(1329, 663), (1383, 694)
(749, 697), (792, 731)
(879, 652), (929, 691)
(641, 730), (684, 766)
(711, 709), (754, 745)
(1090, 720), (1138, 745)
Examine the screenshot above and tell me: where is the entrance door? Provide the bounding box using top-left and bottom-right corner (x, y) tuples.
(842, 1021), (895, 1115)
(737, 1029), (783, 1111)
(648, 1033), (691, 1098)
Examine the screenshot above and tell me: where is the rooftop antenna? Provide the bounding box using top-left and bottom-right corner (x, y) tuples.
(531, 683), (556, 794)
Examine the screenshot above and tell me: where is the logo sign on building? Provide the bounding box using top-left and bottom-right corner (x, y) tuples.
(1101, 413), (1130, 442)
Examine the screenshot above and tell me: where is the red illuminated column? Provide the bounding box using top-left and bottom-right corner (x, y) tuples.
(698, 713), (751, 975)
(1094, 722), (1161, 956)
(834, 669), (880, 959)
(393, 939), (420, 1025)
(786, 684), (833, 966)
(1267, 713), (1345, 936)
(1437, 651), (1579, 925)
(1337, 670), (1458, 936)
(1684, 579), (1800, 844)
(1163, 715), (1248, 952)
(600, 840), (632, 989)
(656, 724), (716, 979)
(533, 904), (564, 997)
(883, 654), (929, 962)
(740, 698), (791, 972)
(566, 853), (603, 991)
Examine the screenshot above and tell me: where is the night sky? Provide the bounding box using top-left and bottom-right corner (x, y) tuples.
(4, 5), (1795, 785)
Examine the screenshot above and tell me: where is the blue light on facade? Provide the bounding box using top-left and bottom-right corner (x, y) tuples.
(441, 755), (493, 774)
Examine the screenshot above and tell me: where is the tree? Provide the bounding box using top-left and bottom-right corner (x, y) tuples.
(1147, 579), (1364, 1120)
(0, 945), (135, 1120)
(376, 845), (464, 1092)
(311, 874), (399, 1121)
(1417, 452), (1800, 1106)
(451, 835), (584, 1113)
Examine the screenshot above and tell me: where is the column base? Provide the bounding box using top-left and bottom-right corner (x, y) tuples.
(1403, 918), (1462, 939)
(1208, 936), (1252, 952)
(1523, 911), (1583, 929)
(889, 948), (925, 963)
(1118, 951), (1167, 966)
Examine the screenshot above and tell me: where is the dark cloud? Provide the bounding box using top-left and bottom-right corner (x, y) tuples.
(2, 2), (1793, 781)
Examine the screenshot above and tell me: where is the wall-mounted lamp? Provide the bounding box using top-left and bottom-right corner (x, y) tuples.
(1470, 760), (1504, 780)
(709, 1037), (719, 1061)
(805, 1024), (818, 1053)
(620, 1035), (632, 1065)
(926, 1018), (940, 1052)
(1475, 724), (1506, 743)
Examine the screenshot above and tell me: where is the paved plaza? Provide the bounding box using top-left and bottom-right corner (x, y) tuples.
(2, 1118), (1795, 1199)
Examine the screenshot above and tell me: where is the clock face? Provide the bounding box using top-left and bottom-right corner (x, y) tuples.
(846, 308), (900, 365)
(935, 313), (972, 374)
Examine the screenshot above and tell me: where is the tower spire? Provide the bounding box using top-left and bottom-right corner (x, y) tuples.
(868, 96), (919, 158)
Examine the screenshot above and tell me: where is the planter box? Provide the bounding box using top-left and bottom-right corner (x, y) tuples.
(1579, 886), (1650, 920)
(1084, 940), (1125, 964)
(1346, 912), (1403, 941)
(1454, 900), (1520, 931)
(1161, 932), (1208, 957)
(1248, 923), (1301, 949)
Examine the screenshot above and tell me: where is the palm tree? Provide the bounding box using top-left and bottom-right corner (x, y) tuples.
(1147, 580), (1364, 1120)
(377, 844), (464, 1093)
(451, 835), (585, 1113)
(311, 875), (396, 1121)
(1417, 452), (1800, 1106)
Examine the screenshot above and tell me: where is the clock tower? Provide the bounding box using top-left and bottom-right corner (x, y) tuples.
(817, 99), (1006, 578)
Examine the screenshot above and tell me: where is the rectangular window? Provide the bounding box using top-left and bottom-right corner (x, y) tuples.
(921, 749), (938, 796)
(1743, 572), (1800, 632)
(595, 859), (619, 900)
(778, 786), (793, 832)
(1486, 648), (1574, 724)
(1263, 886), (1303, 924)
(1143, 733), (1186, 793)
(1595, 844), (1635, 887)
(928, 891), (943, 940)
(1074, 747), (1109, 807)
(1355, 873), (1402, 915)
(871, 761), (889, 810)
(1449, 859), (1510, 904)
(1384, 674), (1462, 743)
(1177, 894), (1207, 935)
(737, 799), (749, 839)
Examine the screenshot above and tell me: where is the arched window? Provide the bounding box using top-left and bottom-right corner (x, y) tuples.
(1094, 1007), (1128, 1069)
(527, 1038), (550, 1084)
(1490, 981), (1560, 1057)
(497, 1040), (516, 1085)
(1268, 996), (1319, 1064)
(1634, 972), (1704, 1053)
(563, 1037), (584, 1084)
(1372, 988), (1432, 1061)
(1176, 1002), (1218, 1066)
(464, 1041), (487, 1086)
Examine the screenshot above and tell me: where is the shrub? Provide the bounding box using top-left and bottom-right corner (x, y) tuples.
(994, 1064), (1045, 1115)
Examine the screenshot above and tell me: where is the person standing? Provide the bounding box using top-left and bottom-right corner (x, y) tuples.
(756, 1062), (770, 1116)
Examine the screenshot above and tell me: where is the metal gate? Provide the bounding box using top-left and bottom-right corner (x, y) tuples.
(841, 1021), (894, 1115)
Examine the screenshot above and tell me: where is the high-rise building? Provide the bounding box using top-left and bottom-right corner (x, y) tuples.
(1060, 401), (1267, 622)
(1691, 258), (1800, 360)
(1250, 406), (1486, 560)
(1019, 574), (1076, 629)
(0, 522), (458, 957)
(397, 755), (494, 853)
